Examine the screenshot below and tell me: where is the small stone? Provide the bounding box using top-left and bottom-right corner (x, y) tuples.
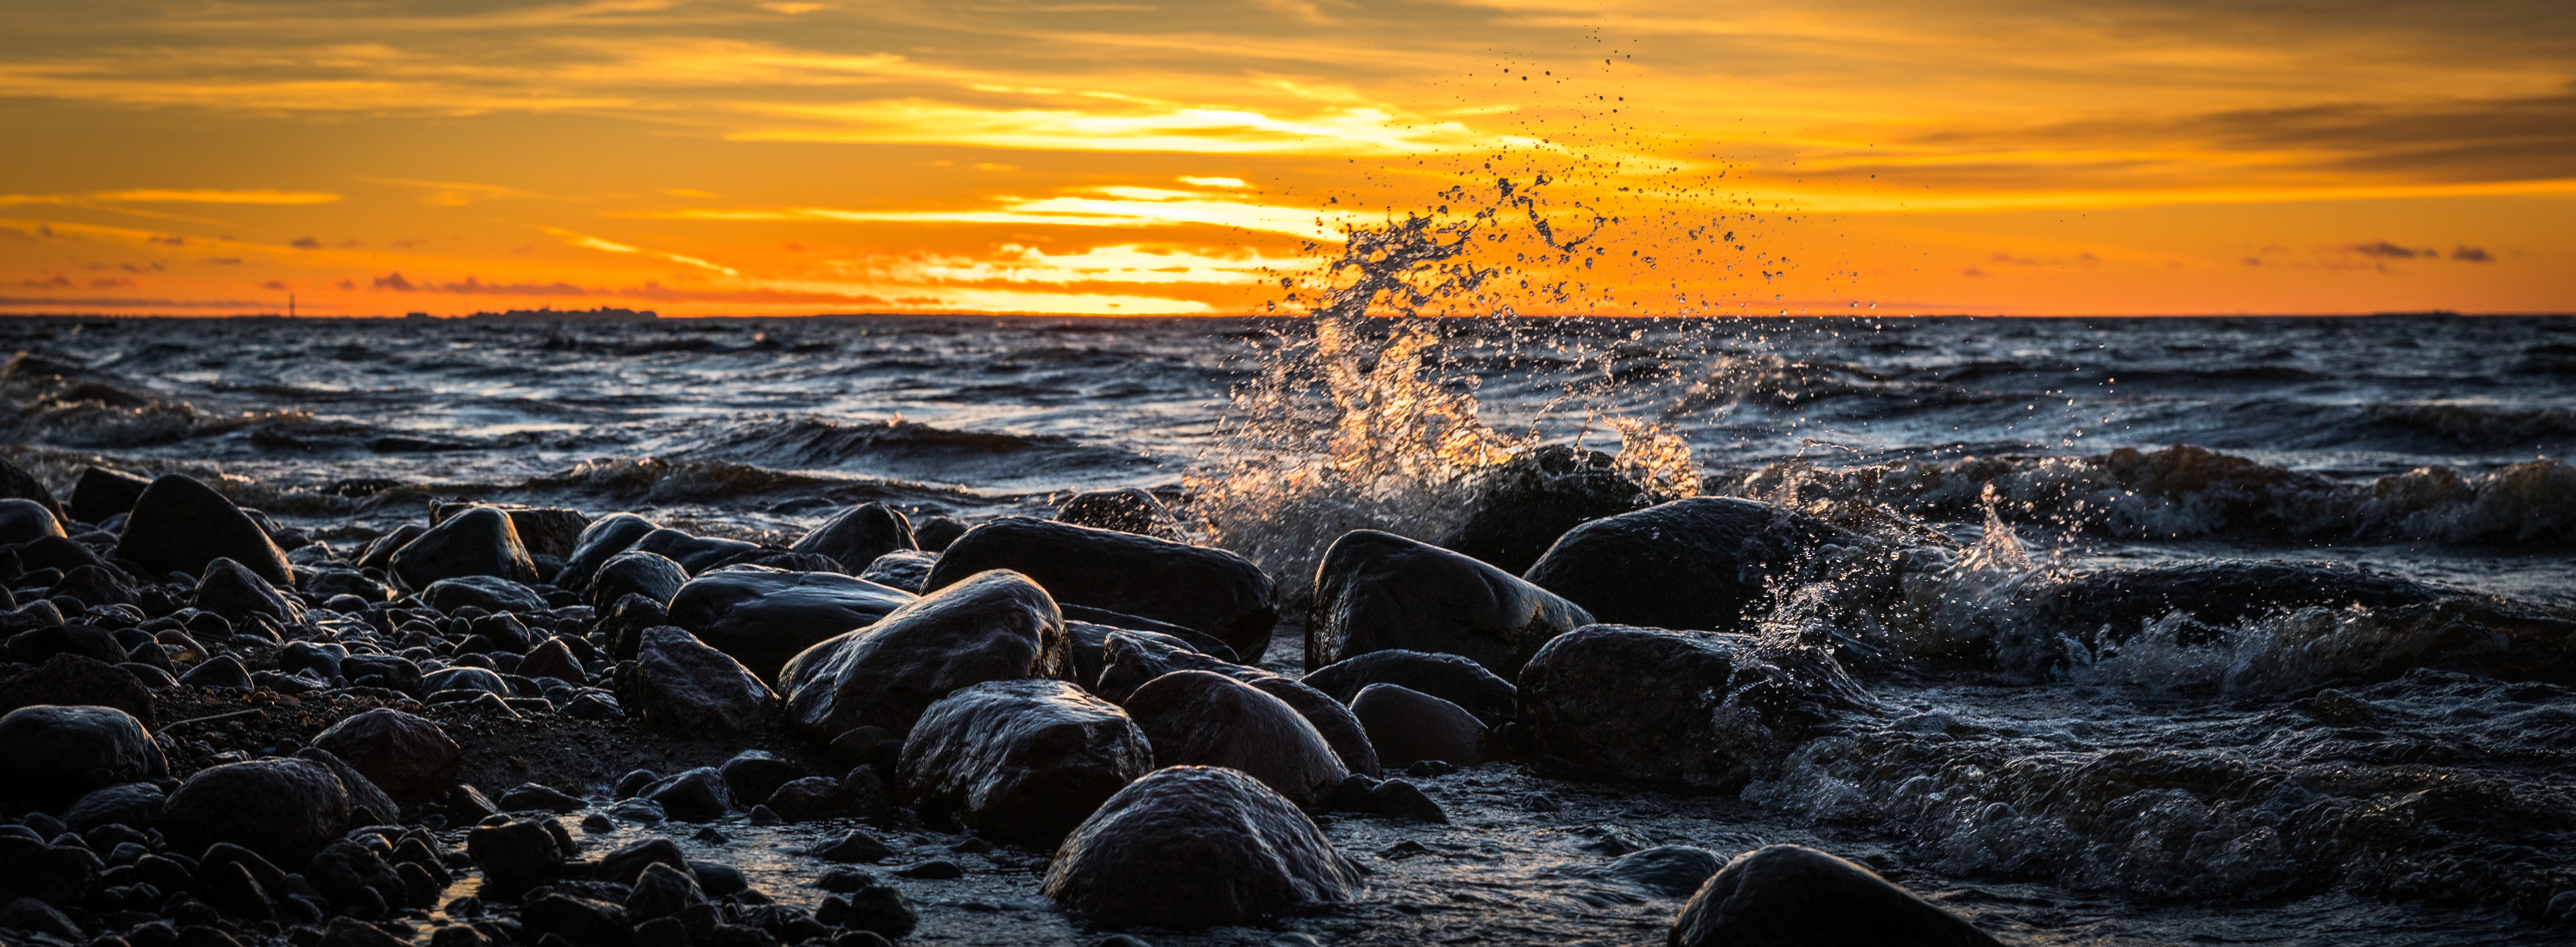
(1668, 844), (2002, 947)
(808, 830), (891, 864)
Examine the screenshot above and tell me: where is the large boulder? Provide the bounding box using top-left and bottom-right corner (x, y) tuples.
(1309, 530), (1593, 677)
(559, 513), (659, 590)
(0, 456), (65, 526)
(1242, 676), (1380, 779)
(897, 679), (1152, 845)
(779, 569), (1062, 738)
(1440, 444), (1654, 574)
(924, 516), (1276, 659)
(588, 551), (690, 611)
(668, 567), (917, 682)
(310, 709), (461, 800)
(0, 499), (64, 545)
(191, 558), (304, 625)
(633, 625), (775, 738)
(1300, 649), (1518, 728)
(432, 503), (589, 558)
(1669, 844), (2002, 947)
(0, 704), (165, 813)
(69, 466), (151, 526)
(1350, 683), (1486, 768)
(114, 474), (293, 586)
(789, 503), (917, 575)
(1054, 488), (1181, 540)
(160, 758), (351, 865)
(1518, 625), (1872, 788)
(1042, 766), (1363, 928)
(1523, 497), (1852, 634)
(1122, 670), (1345, 810)
(389, 506), (539, 590)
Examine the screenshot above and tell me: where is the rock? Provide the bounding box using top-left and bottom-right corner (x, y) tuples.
(632, 529), (759, 575)
(390, 506), (539, 590)
(306, 839), (406, 910)
(0, 456), (66, 526)
(312, 708), (461, 800)
(0, 654), (155, 726)
(519, 637), (586, 684)
(356, 524), (425, 574)
(601, 593), (671, 662)
(1042, 767), (1363, 928)
(0, 896), (81, 939)
(12, 535), (107, 578)
(180, 654), (254, 689)
(843, 885), (918, 939)
(0, 833), (101, 907)
(1440, 444), (1656, 574)
(1518, 625), (1871, 788)
(1054, 488), (1181, 540)
(1056, 621), (1235, 694)
(1669, 844), (2001, 947)
(51, 564), (138, 609)
(1344, 775), (1445, 823)
(560, 514), (659, 591)
(432, 503), (590, 559)
(589, 552), (690, 612)
(1589, 846), (1722, 899)
(465, 820), (563, 893)
(0, 704), (165, 812)
(1522, 497), (1853, 635)
(924, 517), (1276, 659)
(2031, 559), (2452, 645)
(1241, 676), (1380, 778)
(668, 568), (916, 683)
(114, 474), (294, 586)
(420, 576), (547, 614)
(761, 777), (847, 821)
(779, 569), (1061, 738)
(498, 782), (586, 813)
(855, 550), (936, 594)
(1091, 630), (1258, 705)
(318, 918), (409, 947)
(912, 517), (967, 552)
(523, 894), (631, 947)
(0, 498), (65, 545)
(1349, 683), (1486, 768)
(624, 862), (706, 921)
(70, 466), (153, 526)
(1122, 671), (1347, 810)
(190, 558), (303, 625)
(200, 860), (277, 920)
(810, 829), (892, 863)
(303, 567), (395, 604)
(1308, 530), (1593, 677)
(295, 747), (402, 824)
(717, 751), (799, 809)
(633, 626), (775, 739)
(64, 781), (164, 833)
(161, 758), (349, 865)
(1300, 650), (1519, 728)
(639, 767), (734, 823)
(598, 837), (692, 887)
(6, 623), (125, 666)
(897, 679), (1153, 846)
(341, 654), (424, 694)
(423, 666), (510, 697)
(789, 503), (916, 575)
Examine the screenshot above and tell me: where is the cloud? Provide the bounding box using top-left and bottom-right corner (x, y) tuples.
(634, 186), (1352, 239)
(428, 276), (590, 295)
(540, 226), (739, 275)
(2349, 241), (2429, 258)
(290, 237), (322, 248)
(2452, 245), (2494, 262)
(373, 272), (418, 290)
(359, 177), (537, 206)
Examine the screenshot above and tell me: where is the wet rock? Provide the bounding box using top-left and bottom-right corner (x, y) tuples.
(356, 524), (426, 574)
(1054, 488), (1181, 540)
(1056, 623), (1203, 697)
(519, 637), (586, 684)
(190, 558), (303, 625)
(0, 456), (66, 527)
(424, 666), (511, 697)
(0, 704), (165, 812)
(465, 819), (564, 893)
(761, 777), (848, 821)
(632, 625), (775, 738)
(897, 679), (1153, 845)
(1523, 497), (1853, 635)
(1589, 846), (1722, 899)
(632, 529), (759, 575)
(51, 564), (138, 609)
(72, 466), (151, 525)
(1123, 671), (1347, 810)
(789, 503), (917, 575)
(717, 751), (799, 809)
(561, 514), (660, 591)
(925, 516), (1276, 659)
(640, 767), (734, 822)
(669, 568), (916, 682)
(64, 781), (165, 833)
(855, 550), (936, 594)
(1669, 844), (2000, 947)
(523, 893), (632, 947)
(601, 593), (672, 662)
(1091, 630), (1258, 705)
(1440, 444), (1656, 574)
(809, 829), (892, 864)
(1301, 649), (1518, 728)
(0, 896), (81, 939)
(0, 653), (156, 726)
(1518, 625), (1872, 788)
(200, 859), (277, 920)
(318, 918), (409, 947)
(12, 535), (107, 580)
(432, 503), (590, 559)
(312, 708), (461, 800)
(114, 474), (294, 587)
(307, 838), (406, 910)
(1042, 767), (1363, 929)
(912, 517), (967, 552)
(303, 568), (395, 604)
(295, 747), (402, 824)
(1242, 676), (1380, 779)
(1309, 529), (1594, 677)
(6, 622), (125, 666)
(0, 833), (101, 907)
(499, 782), (587, 813)
(1062, 605), (1242, 661)
(390, 506), (540, 590)
(420, 576), (547, 614)
(181, 656), (256, 692)
(779, 569), (1060, 738)
(161, 758), (350, 865)
(1350, 683), (1486, 768)
(342, 654), (424, 693)
(0, 499), (64, 545)
(598, 837), (692, 887)
(589, 552), (690, 612)
(624, 862), (706, 922)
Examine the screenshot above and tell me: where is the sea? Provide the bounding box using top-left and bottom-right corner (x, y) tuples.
(5, 311), (2574, 944)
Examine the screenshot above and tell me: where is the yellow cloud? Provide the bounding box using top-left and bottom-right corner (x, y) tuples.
(0, 189), (341, 205)
(540, 226), (740, 276)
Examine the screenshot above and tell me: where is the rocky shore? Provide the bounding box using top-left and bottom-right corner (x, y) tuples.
(2, 448), (2572, 947)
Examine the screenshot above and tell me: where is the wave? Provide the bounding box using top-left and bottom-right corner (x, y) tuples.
(662, 415), (1156, 481)
(2, 350), (309, 448)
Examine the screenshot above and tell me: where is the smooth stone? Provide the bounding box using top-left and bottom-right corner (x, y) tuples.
(598, 836), (692, 887)
(779, 569), (1062, 738)
(161, 758), (351, 865)
(341, 654), (424, 693)
(624, 861), (707, 921)
(924, 516), (1276, 659)
(1042, 767), (1363, 929)
(71, 466), (152, 526)
(1056, 622), (1227, 694)
(717, 751), (799, 809)
(588, 551), (690, 612)
(50, 564), (138, 609)
(897, 679), (1152, 846)
(190, 557), (303, 625)
(855, 550), (936, 595)
(1591, 845), (1723, 898)
(912, 516), (968, 552)
(0, 498), (65, 545)
(114, 474), (294, 586)
(0, 653), (156, 726)
(1060, 605), (1241, 662)
(1349, 683), (1487, 768)
(601, 593), (673, 662)
(312, 708), (461, 801)
(640, 767), (734, 823)
(0, 456), (67, 528)
(1053, 488), (1181, 540)
(789, 503), (917, 576)
(422, 666), (511, 697)
(1518, 625), (1871, 788)
(306, 838), (406, 910)
(420, 576), (547, 614)
(1669, 844), (2002, 947)
(631, 529), (759, 575)
(1309, 529), (1593, 677)
(12, 535), (109, 576)
(64, 781), (165, 833)
(431, 503), (589, 559)
(465, 820), (564, 893)
(1242, 676), (1381, 779)
(356, 524), (426, 574)
(294, 747), (402, 824)
(1301, 649), (1519, 728)
(762, 777), (849, 821)
(0, 704), (165, 813)
(390, 506), (539, 591)
(498, 782), (585, 813)
(6, 623), (125, 666)
(559, 514), (659, 591)
(1522, 497), (1853, 635)
(522, 894), (630, 947)
(518, 638), (586, 684)
(1091, 630), (1259, 705)
(632, 625), (775, 739)
(1439, 444), (1657, 574)
(1122, 671), (1346, 810)
(302, 567), (395, 604)
(668, 567), (916, 683)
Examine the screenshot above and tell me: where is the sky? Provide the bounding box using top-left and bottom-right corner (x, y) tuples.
(1, 0), (2570, 317)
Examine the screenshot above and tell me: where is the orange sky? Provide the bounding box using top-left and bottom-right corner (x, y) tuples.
(2, 0), (2570, 316)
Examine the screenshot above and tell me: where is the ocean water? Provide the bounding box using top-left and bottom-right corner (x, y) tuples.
(6, 312), (2576, 943)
